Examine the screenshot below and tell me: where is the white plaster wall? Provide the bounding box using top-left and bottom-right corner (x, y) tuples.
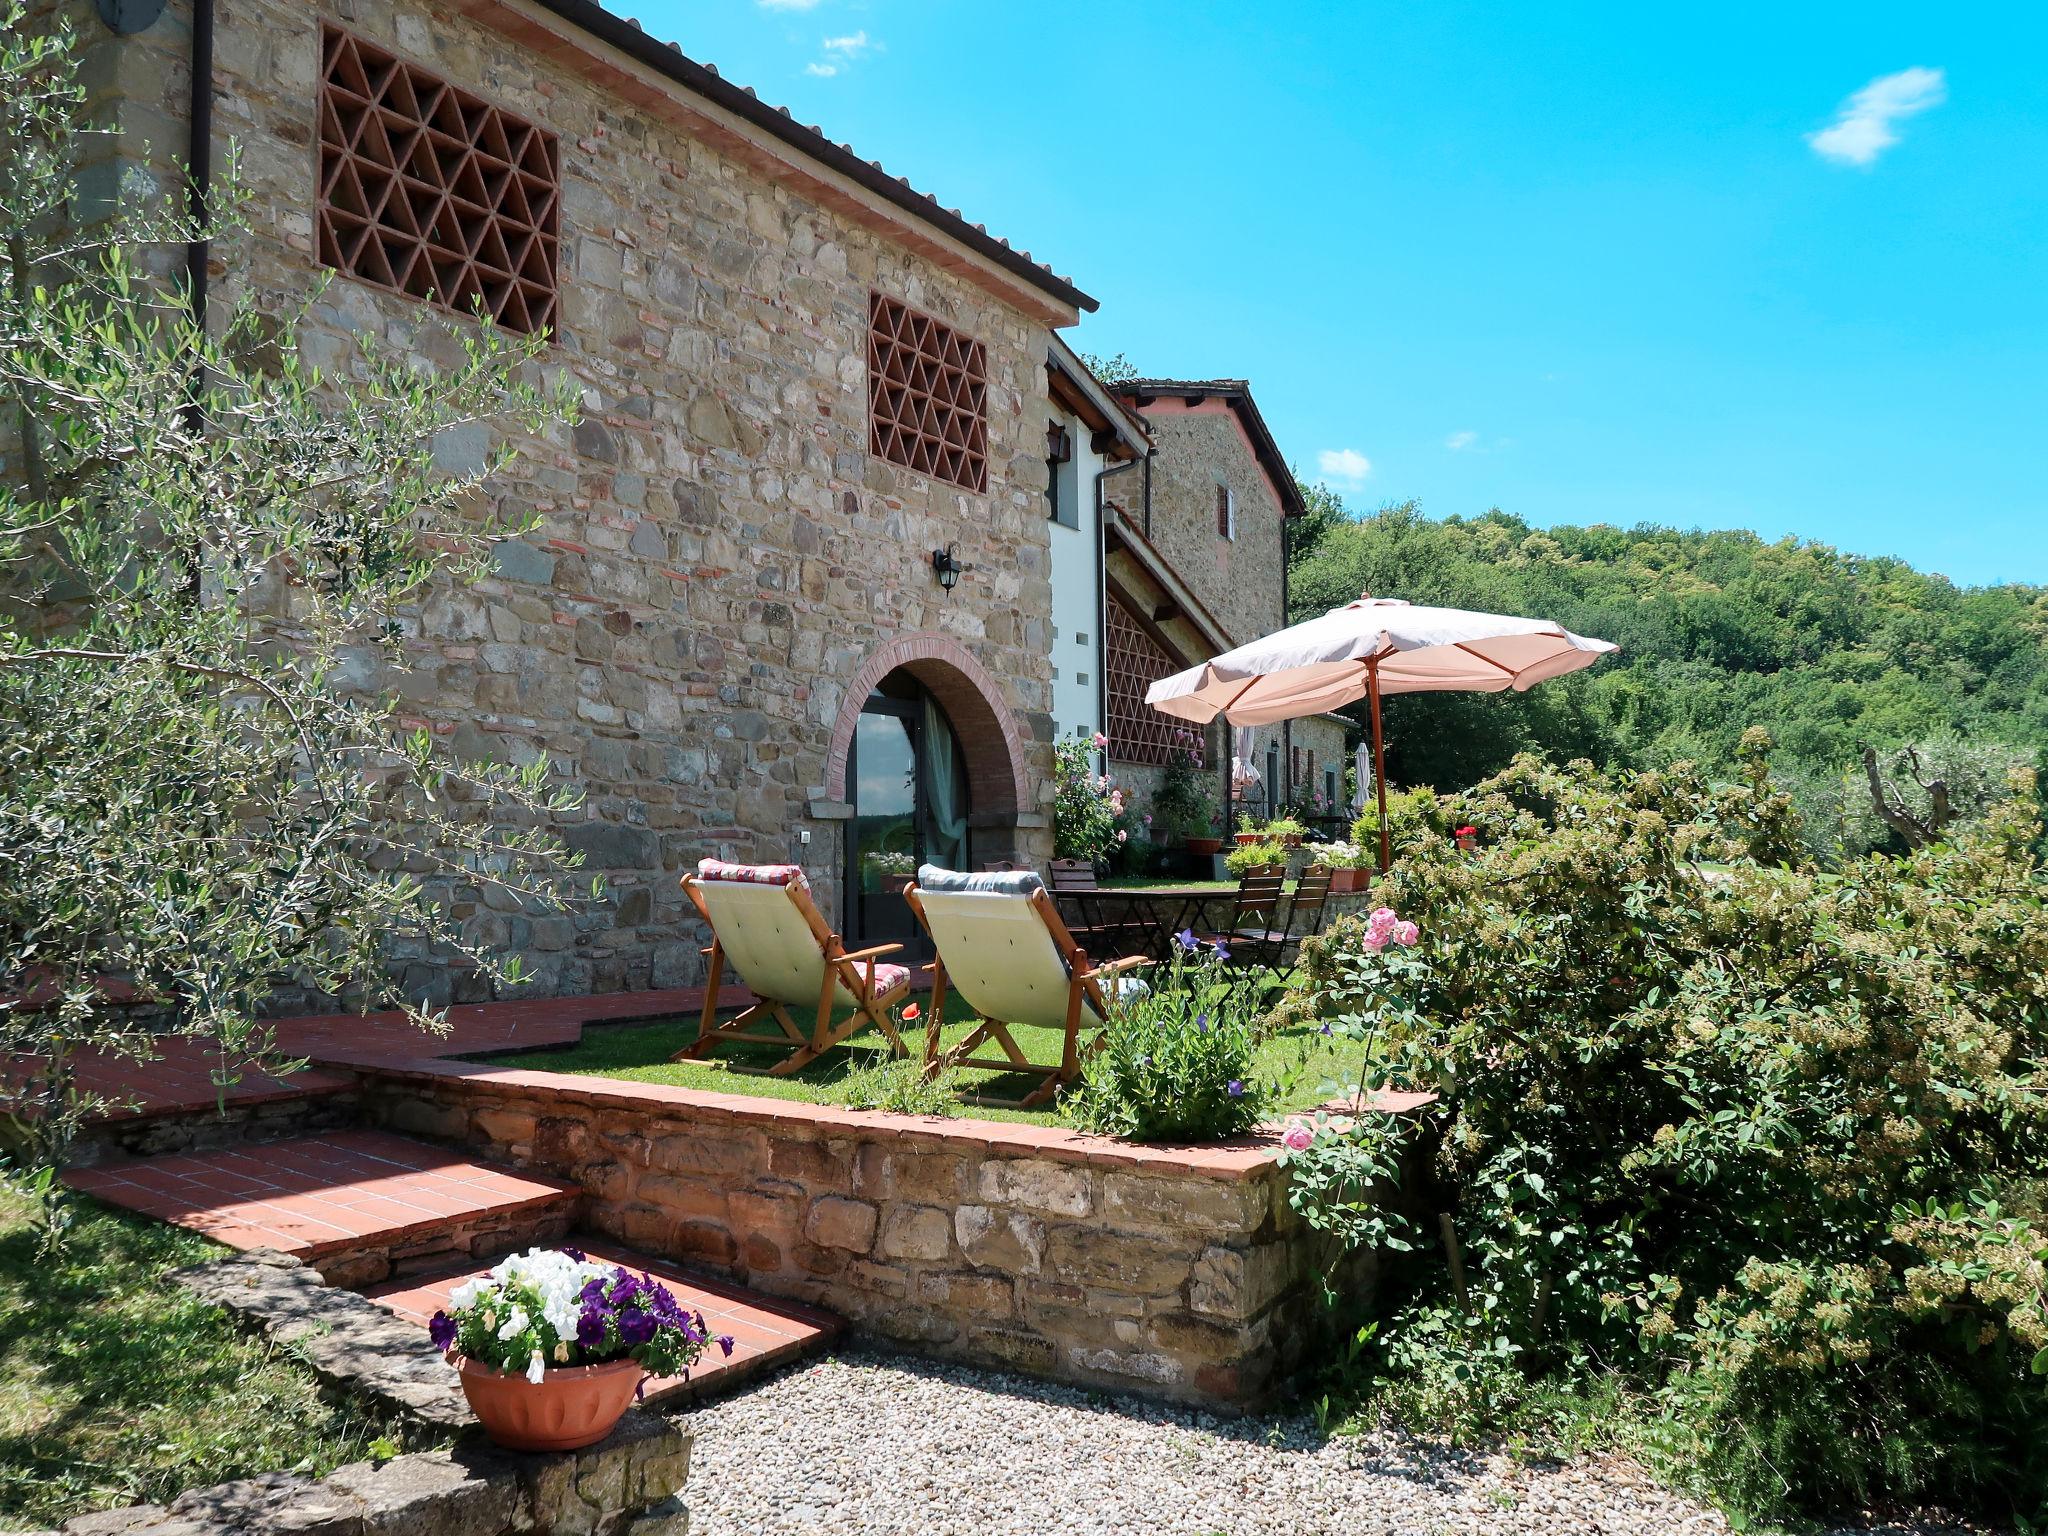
(1047, 411), (1107, 746)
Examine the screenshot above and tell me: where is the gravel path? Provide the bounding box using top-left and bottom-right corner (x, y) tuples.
(682, 1350), (1780, 1536)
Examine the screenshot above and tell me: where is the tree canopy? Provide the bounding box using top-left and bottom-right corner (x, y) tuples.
(1290, 499), (2048, 840)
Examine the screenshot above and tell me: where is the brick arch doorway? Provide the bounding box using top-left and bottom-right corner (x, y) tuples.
(824, 635), (1031, 946)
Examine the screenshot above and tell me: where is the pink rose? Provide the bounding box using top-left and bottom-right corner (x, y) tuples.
(1392, 920), (1419, 946)
(1281, 1120), (1315, 1152)
(1362, 929), (1389, 952)
(1368, 906), (1398, 940)
(1092, 732), (1108, 750)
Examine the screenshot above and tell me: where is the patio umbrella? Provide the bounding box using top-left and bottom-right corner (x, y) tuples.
(1146, 596), (1618, 871)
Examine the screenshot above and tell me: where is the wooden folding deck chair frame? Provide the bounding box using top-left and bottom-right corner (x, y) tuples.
(678, 864), (911, 1075)
(904, 873), (1147, 1109)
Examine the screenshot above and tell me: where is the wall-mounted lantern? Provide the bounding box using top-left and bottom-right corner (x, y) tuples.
(931, 542), (965, 594)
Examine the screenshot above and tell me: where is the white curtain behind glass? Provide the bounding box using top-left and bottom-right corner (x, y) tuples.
(921, 696), (969, 872)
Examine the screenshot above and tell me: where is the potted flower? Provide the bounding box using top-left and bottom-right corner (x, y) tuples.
(431, 1247), (732, 1451)
(1266, 816), (1308, 850)
(1306, 840), (1375, 892)
(1455, 824), (1478, 854)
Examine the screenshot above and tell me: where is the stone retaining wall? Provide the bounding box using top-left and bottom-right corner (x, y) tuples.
(55, 1411), (691, 1536)
(356, 1060), (1363, 1407)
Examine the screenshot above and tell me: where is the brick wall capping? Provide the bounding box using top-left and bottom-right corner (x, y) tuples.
(820, 632), (1032, 815)
(347, 1057), (1435, 1179)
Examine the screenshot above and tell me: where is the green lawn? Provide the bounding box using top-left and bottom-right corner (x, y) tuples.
(0, 1186), (421, 1529)
(477, 987), (1368, 1128)
(1096, 876), (1237, 891)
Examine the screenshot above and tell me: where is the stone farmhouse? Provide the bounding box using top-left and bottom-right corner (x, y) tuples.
(61, 0), (1355, 999)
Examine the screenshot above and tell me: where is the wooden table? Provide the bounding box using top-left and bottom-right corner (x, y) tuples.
(1053, 884), (1232, 962)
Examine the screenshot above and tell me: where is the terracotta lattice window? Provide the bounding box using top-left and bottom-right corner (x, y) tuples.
(317, 26), (561, 334)
(867, 293), (988, 492)
(1105, 597), (1184, 767)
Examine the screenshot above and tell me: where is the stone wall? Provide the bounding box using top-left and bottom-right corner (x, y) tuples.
(68, 0), (1076, 1002)
(356, 1059), (1357, 1407)
(1126, 408), (1290, 653)
(57, 1408), (692, 1536)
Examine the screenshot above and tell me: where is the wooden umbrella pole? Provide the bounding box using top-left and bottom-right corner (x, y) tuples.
(1369, 657), (1390, 874)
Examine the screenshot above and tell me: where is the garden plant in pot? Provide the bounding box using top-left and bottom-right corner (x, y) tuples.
(1153, 731), (1223, 856)
(431, 1248), (732, 1451)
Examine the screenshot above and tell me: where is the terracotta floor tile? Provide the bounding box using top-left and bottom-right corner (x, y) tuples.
(62, 1132), (576, 1259)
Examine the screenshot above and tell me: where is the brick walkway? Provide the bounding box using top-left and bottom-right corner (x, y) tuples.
(366, 1238), (842, 1405)
(10, 983), (750, 1125)
(62, 1128), (577, 1262)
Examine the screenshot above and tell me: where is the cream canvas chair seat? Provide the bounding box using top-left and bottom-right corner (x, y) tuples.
(905, 865), (1148, 1108)
(678, 859), (911, 1075)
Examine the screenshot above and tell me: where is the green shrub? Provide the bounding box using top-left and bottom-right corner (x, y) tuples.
(1052, 736), (1124, 864)
(1348, 783), (1442, 858)
(1065, 940), (1266, 1141)
(1224, 839), (1288, 878)
(1280, 736), (2048, 1525)
(1150, 730), (1218, 842)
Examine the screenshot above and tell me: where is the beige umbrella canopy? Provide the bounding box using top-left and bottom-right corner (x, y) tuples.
(1146, 597), (1619, 871)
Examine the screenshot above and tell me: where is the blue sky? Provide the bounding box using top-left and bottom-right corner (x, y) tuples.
(632, 3), (2048, 588)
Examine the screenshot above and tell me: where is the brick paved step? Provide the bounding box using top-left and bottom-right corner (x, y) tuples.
(63, 1128), (579, 1287)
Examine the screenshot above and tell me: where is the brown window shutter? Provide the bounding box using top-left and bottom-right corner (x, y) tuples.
(1215, 484), (1230, 537)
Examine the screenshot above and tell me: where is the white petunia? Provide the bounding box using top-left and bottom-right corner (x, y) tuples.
(497, 1306), (530, 1341)
(527, 1350), (546, 1384)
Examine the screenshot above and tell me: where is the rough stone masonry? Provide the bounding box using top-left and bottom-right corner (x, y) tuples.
(63, 0), (1083, 1003)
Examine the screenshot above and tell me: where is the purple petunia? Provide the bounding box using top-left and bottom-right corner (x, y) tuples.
(1226, 1080), (1245, 1097)
(428, 1312), (457, 1351)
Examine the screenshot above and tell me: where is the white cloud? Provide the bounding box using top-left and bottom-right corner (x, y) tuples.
(822, 29), (870, 57)
(804, 61), (838, 76)
(1808, 66), (1946, 167)
(1444, 429), (1478, 452)
(1317, 448), (1372, 488)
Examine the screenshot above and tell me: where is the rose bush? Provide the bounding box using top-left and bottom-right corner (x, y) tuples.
(1277, 736), (2048, 1524)
(1052, 736), (1126, 865)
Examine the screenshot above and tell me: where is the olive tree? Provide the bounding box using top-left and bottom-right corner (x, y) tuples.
(0, 10), (586, 1238)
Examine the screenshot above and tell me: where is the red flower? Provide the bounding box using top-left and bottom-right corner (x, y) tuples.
(1455, 826), (1477, 837)
(901, 1002), (922, 1022)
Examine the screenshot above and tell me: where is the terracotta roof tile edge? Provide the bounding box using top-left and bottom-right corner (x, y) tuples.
(518, 0), (1095, 313)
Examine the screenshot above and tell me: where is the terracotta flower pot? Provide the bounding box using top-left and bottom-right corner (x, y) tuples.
(1184, 836), (1222, 856)
(454, 1354), (642, 1452)
(1280, 835), (1304, 849)
(1326, 867), (1368, 893)
(1233, 832), (1262, 847)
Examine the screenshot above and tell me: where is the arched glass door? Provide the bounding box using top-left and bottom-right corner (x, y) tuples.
(846, 674), (971, 950)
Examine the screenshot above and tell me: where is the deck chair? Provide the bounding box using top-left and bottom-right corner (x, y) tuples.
(677, 859), (912, 1075)
(904, 865), (1148, 1109)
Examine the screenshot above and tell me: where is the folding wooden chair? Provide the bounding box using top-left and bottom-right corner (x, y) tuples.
(677, 859), (912, 1075)
(904, 866), (1149, 1109)
(1228, 866), (1335, 972)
